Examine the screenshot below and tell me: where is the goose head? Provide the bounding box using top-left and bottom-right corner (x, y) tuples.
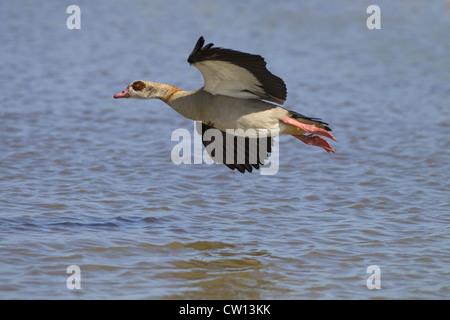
(114, 80), (178, 101)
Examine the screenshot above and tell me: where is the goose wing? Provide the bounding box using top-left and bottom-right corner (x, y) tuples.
(188, 37), (287, 105)
(200, 122), (272, 173)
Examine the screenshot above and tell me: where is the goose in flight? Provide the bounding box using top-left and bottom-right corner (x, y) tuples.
(114, 36), (336, 173)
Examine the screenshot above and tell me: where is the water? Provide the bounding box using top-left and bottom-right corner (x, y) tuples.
(0, 0), (449, 299)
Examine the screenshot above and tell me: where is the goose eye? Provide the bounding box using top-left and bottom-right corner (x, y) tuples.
(132, 81), (145, 91)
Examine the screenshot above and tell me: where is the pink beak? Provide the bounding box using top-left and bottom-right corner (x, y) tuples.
(114, 88), (131, 99)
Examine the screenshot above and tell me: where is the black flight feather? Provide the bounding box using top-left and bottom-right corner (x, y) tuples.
(200, 122), (272, 173)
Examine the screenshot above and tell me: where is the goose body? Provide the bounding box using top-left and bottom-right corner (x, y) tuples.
(167, 89), (287, 135)
(114, 37), (336, 173)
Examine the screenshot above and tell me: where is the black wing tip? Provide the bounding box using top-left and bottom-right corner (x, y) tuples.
(226, 163), (261, 173)
(188, 36), (213, 64)
(197, 36), (206, 49)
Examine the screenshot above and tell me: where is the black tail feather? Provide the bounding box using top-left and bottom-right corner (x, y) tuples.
(288, 110), (332, 132)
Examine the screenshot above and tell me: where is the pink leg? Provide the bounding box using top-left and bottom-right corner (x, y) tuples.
(283, 116), (337, 141)
(295, 134), (335, 153)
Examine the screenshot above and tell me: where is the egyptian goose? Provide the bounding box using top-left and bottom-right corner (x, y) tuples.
(114, 37), (336, 173)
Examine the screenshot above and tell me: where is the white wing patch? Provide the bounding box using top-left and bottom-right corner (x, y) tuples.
(193, 60), (265, 100)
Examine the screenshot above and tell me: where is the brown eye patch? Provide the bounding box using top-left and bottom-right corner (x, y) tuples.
(132, 81), (146, 91)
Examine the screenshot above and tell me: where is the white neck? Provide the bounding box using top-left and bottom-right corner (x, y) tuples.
(151, 83), (181, 102)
